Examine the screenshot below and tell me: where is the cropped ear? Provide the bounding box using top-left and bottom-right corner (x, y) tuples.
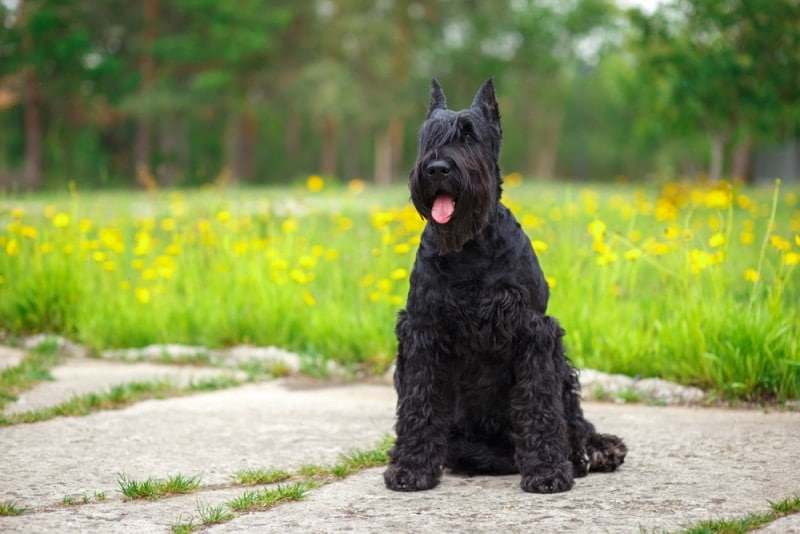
(471, 78), (500, 126)
(427, 77), (447, 118)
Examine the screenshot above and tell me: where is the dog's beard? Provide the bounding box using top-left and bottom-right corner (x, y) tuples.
(410, 157), (496, 254)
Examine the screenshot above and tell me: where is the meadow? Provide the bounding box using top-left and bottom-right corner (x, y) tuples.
(0, 176), (798, 402)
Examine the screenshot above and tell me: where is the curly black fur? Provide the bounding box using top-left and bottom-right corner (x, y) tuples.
(384, 78), (627, 494)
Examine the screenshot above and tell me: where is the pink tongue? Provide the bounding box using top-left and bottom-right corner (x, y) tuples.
(431, 194), (455, 224)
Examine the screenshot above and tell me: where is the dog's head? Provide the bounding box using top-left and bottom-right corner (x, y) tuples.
(409, 78), (504, 254)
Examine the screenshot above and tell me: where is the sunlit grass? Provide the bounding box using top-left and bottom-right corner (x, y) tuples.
(0, 177), (798, 401)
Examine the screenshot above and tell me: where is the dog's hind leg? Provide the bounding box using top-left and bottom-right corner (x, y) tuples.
(562, 362), (627, 476)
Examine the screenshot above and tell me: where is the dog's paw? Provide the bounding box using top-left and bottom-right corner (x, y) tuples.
(571, 449), (591, 478)
(587, 433), (627, 472)
(519, 464), (574, 493)
(384, 463), (440, 492)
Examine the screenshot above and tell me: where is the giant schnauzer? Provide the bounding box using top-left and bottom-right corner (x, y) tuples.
(384, 78), (627, 493)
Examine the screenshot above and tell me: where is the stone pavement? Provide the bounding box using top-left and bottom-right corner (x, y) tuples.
(1, 345), (799, 533)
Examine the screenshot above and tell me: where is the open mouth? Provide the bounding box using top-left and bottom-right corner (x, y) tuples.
(431, 192), (456, 224)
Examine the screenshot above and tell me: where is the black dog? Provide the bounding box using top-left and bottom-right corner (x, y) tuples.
(384, 78), (626, 493)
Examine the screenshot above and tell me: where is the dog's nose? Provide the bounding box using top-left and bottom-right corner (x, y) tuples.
(425, 160), (451, 179)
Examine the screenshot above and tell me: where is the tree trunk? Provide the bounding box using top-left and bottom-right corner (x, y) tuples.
(135, 0), (158, 189)
(730, 137), (753, 183)
(374, 125), (391, 186)
(320, 115), (338, 177)
(20, 0), (42, 190)
(709, 131), (729, 181)
(22, 66), (42, 190)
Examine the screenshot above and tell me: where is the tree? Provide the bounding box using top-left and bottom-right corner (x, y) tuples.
(629, 0), (800, 181)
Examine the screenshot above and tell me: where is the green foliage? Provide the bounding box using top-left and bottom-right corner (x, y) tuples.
(117, 473), (202, 500)
(1, 182), (798, 402)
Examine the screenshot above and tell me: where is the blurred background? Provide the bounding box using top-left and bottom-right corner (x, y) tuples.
(1, 0), (799, 190)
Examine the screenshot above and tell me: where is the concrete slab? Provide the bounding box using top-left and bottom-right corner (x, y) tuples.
(0, 356), (798, 533)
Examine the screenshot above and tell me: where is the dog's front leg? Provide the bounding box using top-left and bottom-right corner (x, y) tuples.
(384, 318), (452, 491)
(510, 314), (574, 493)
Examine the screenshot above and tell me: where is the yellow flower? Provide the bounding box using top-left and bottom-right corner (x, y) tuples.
(703, 189), (731, 209)
(505, 172), (523, 187)
(689, 249), (711, 274)
(522, 214), (542, 228)
(531, 240), (548, 254)
(708, 232), (725, 248)
(545, 276), (557, 288)
(161, 218), (176, 232)
(53, 213), (71, 228)
(11, 208), (24, 219)
(290, 269), (310, 284)
(301, 290), (316, 307)
(348, 179), (365, 194)
(307, 174), (324, 192)
(596, 250), (618, 266)
(769, 235), (791, 252)
(281, 218), (298, 234)
(391, 268), (408, 281)
(20, 226), (37, 239)
(216, 210), (231, 223)
(795, 235), (800, 247)
(587, 220), (606, 241)
(624, 248), (642, 261)
(102, 261), (116, 272)
(663, 226), (681, 240)
(740, 232), (755, 245)
(298, 255), (317, 269)
(5, 239), (18, 256)
(785, 252), (800, 266)
(744, 268), (759, 282)
(393, 243), (411, 254)
(135, 287), (151, 304)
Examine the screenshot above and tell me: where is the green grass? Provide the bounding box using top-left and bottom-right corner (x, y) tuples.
(232, 468), (292, 486)
(117, 473), (202, 500)
(1, 180), (798, 401)
(0, 375), (247, 426)
(0, 339), (62, 410)
(172, 436), (393, 532)
(680, 495), (800, 533)
(0, 500), (26, 516)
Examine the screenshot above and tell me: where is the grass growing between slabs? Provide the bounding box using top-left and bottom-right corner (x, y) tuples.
(1, 178), (798, 401)
(0, 374), (245, 426)
(679, 495), (800, 534)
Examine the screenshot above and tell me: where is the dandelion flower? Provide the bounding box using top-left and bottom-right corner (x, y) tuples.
(769, 235), (791, 252)
(624, 248), (642, 261)
(5, 239), (18, 256)
(301, 290), (316, 307)
(391, 268), (408, 281)
(53, 213), (71, 228)
(531, 240), (548, 254)
(135, 287), (151, 304)
(545, 276), (557, 288)
(744, 268), (759, 282)
(307, 174), (324, 192)
(785, 252), (800, 266)
(348, 179), (365, 194)
(588, 220), (606, 241)
(708, 232), (725, 248)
